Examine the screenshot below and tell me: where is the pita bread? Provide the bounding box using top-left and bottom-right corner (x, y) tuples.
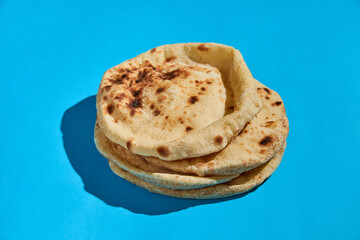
(96, 43), (262, 160)
(143, 80), (289, 176)
(94, 123), (239, 190)
(108, 144), (286, 199)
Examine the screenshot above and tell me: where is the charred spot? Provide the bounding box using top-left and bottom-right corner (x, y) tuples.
(136, 70), (147, 83)
(189, 96), (198, 104)
(186, 126), (193, 132)
(150, 104), (155, 110)
(153, 109), (161, 116)
(197, 44), (209, 51)
(107, 104), (114, 115)
(126, 140), (132, 151)
(130, 109), (136, 116)
(150, 47), (157, 53)
(229, 106), (235, 110)
(201, 87), (206, 91)
(102, 85), (112, 92)
(115, 93), (126, 102)
(156, 87), (165, 93)
(165, 115), (169, 119)
(165, 56), (177, 62)
(157, 146), (170, 158)
(263, 88), (271, 94)
(259, 136), (273, 146)
(275, 101), (282, 106)
(109, 73), (127, 85)
(195, 80), (200, 84)
(214, 135), (223, 145)
(265, 96), (270, 100)
(131, 89), (142, 97)
(130, 99), (141, 108)
(265, 121), (275, 127)
(161, 69), (189, 81)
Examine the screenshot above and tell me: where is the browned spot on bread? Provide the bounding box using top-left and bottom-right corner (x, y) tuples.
(161, 69), (189, 81)
(246, 149), (252, 154)
(130, 109), (136, 116)
(102, 85), (112, 92)
(130, 99), (141, 108)
(126, 140), (132, 151)
(165, 56), (177, 62)
(257, 88), (261, 91)
(265, 96), (270, 100)
(195, 80), (200, 84)
(274, 101), (282, 106)
(131, 89), (142, 97)
(214, 135), (223, 144)
(136, 70), (146, 83)
(259, 136), (273, 146)
(153, 109), (161, 116)
(115, 93), (126, 102)
(243, 130), (248, 134)
(158, 95), (167, 102)
(157, 146), (170, 158)
(103, 96), (107, 101)
(229, 106), (234, 111)
(156, 87), (165, 93)
(150, 104), (155, 110)
(165, 115), (169, 119)
(260, 149), (266, 154)
(107, 104), (114, 115)
(206, 81), (212, 84)
(197, 44), (209, 51)
(265, 121), (275, 127)
(109, 74), (127, 85)
(185, 126), (193, 132)
(263, 88), (271, 94)
(201, 87), (206, 91)
(150, 47), (157, 53)
(189, 96), (198, 104)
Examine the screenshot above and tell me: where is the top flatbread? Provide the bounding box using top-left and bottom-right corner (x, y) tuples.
(96, 43), (262, 160)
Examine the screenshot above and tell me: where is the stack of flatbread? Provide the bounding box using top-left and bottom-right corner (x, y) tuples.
(94, 43), (289, 199)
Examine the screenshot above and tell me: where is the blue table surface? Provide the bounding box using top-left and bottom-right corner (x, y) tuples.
(1, 0), (359, 239)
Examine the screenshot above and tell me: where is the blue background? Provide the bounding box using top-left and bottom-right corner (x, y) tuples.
(1, 0), (359, 239)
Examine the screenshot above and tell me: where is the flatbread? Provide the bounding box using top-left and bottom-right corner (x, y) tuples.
(108, 144), (286, 199)
(96, 43), (262, 160)
(94, 123), (239, 190)
(143, 80), (289, 176)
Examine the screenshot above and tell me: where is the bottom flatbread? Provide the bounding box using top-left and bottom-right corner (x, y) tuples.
(108, 143), (286, 199)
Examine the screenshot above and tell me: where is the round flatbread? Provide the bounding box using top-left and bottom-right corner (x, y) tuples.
(108, 144), (286, 199)
(96, 43), (262, 160)
(143, 80), (289, 176)
(94, 123), (239, 190)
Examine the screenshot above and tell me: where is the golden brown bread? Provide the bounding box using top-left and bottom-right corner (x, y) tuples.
(96, 43), (262, 160)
